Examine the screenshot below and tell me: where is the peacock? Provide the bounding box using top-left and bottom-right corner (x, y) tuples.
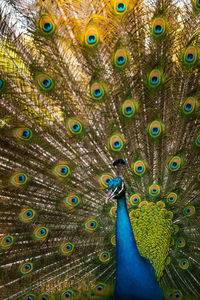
(0, 0), (200, 299)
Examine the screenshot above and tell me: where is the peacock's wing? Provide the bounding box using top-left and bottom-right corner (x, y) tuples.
(0, 0), (200, 299)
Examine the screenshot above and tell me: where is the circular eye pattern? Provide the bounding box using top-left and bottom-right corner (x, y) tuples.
(36, 73), (54, 92)
(0, 79), (5, 92)
(61, 290), (74, 299)
(38, 293), (54, 300)
(84, 219), (98, 232)
(109, 134), (124, 151)
(39, 15), (55, 35)
(109, 206), (117, 218)
(182, 97), (198, 115)
(53, 163), (70, 178)
(173, 224), (179, 234)
(99, 173), (113, 188)
(59, 242), (74, 256)
(114, 0), (128, 14)
(18, 208), (35, 223)
(98, 251), (111, 263)
(176, 237), (186, 248)
(138, 200), (148, 208)
(114, 48), (128, 68)
(10, 172), (28, 187)
(23, 294), (36, 300)
(132, 160), (147, 176)
(195, 133), (200, 147)
(19, 262), (33, 275)
(85, 27), (99, 47)
(173, 290), (182, 299)
(183, 205), (195, 217)
(183, 46), (198, 66)
(67, 118), (83, 135)
(0, 235), (14, 249)
(148, 120), (163, 138)
(110, 234), (116, 246)
(193, 0), (200, 10)
(179, 258), (190, 270)
(168, 156), (182, 172)
(152, 18), (166, 38)
(93, 283), (109, 296)
(166, 211), (173, 219)
(121, 99), (138, 118)
(64, 194), (80, 209)
(149, 184), (161, 196)
(90, 82), (105, 101)
(14, 128), (32, 141)
(156, 201), (165, 208)
(167, 192), (178, 204)
(148, 69), (162, 88)
(129, 194), (141, 206)
(33, 226), (48, 241)
(165, 256), (171, 266)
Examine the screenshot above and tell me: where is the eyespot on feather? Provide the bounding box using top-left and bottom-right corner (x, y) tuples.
(167, 192), (178, 204)
(179, 258), (190, 270)
(0, 235), (14, 249)
(84, 218), (98, 232)
(84, 27), (99, 47)
(36, 73), (55, 92)
(195, 133), (200, 147)
(53, 163), (70, 178)
(10, 172), (28, 187)
(98, 251), (111, 263)
(39, 15), (55, 35)
(108, 134), (124, 151)
(193, 0), (200, 11)
(183, 46), (198, 67)
(152, 17), (166, 39)
(19, 262), (33, 275)
(109, 206), (117, 218)
(113, 0), (128, 15)
(149, 184), (161, 196)
(114, 48), (128, 68)
(23, 294), (36, 300)
(98, 173), (113, 189)
(33, 226), (48, 241)
(61, 290), (74, 299)
(90, 82), (105, 101)
(183, 205), (195, 216)
(59, 242), (74, 256)
(14, 128), (32, 142)
(18, 208), (35, 223)
(67, 118), (83, 135)
(176, 237), (186, 248)
(37, 293), (55, 300)
(110, 234), (116, 246)
(148, 69), (163, 88)
(129, 194), (141, 206)
(0, 79), (6, 92)
(121, 99), (138, 118)
(182, 97), (198, 115)
(148, 120), (164, 138)
(132, 160), (147, 176)
(168, 156), (182, 172)
(63, 195), (80, 209)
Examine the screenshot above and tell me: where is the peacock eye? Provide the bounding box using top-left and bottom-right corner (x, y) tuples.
(111, 234), (116, 246)
(36, 73), (54, 91)
(109, 206), (117, 218)
(98, 251), (111, 262)
(59, 242), (74, 256)
(132, 160), (146, 176)
(148, 121), (163, 138)
(168, 156), (182, 172)
(99, 174), (113, 188)
(183, 205), (195, 216)
(130, 194), (141, 206)
(195, 134), (200, 147)
(176, 237), (185, 248)
(90, 82), (105, 101)
(10, 172), (28, 186)
(109, 134), (124, 151)
(183, 46), (197, 66)
(148, 69), (162, 88)
(167, 192), (177, 204)
(149, 184), (161, 196)
(114, 48), (128, 68)
(33, 226), (48, 240)
(19, 208), (35, 223)
(64, 291), (73, 298)
(182, 97), (197, 115)
(53, 163), (70, 178)
(114, 0), (127, 14)
(121, 99), (138, 118)
(85, 27), (99, 47)
(39, 15), (55, 35)
(67, 118), (83, 135)
(63, 194), (80, 208)
(179, 258), (190, 270)
(0, 235), (14, 249)
(20, 262), (33, 275)
(84, 218), (98, 232)
(152, 18), (166, 38)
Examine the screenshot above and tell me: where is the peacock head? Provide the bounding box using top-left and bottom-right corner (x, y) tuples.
(106, 177), (126, 201)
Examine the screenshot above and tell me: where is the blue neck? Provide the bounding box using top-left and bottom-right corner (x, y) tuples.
(114, 195), (163, 300)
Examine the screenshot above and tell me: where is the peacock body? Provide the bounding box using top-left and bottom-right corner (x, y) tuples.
(0, 0), (200, 299)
